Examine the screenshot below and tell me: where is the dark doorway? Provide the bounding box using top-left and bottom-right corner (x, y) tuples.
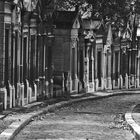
(5, 28), (9, 93)
(115, 51), (119, 86)
(97, 51), (102, 87)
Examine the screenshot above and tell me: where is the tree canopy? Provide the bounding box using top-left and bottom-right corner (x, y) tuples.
(57, 0), (140, 28)
(14, 0), (140, 38)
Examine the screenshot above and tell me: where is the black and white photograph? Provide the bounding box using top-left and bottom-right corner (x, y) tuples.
(0, 0), (140, 139)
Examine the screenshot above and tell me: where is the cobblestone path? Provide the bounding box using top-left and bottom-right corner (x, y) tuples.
(15, 94), (140, 140)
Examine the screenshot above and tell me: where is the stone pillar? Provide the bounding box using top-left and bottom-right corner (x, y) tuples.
(128, 75), (131, 88)
(84, 54), (89, 92)
(128, 50), (131, 88)
(16, 30), (21, 105)
(0, 2), (6, 110)
(118, 78), (120, 89)
(67, 72), (72, 93)
(102, 51), (107, 89)
(9, 84), (13, 108)
(83, 41), (90, 92)
(34, 83), (37, 101)
(50, 78), (53, 98)
(136, 51), (140, 87)
(113, 80), (115, 89)
(112, 52), (115, 89)
(47, 33), (54, 98)
(25, 80), (29, 103)
(28, 87), (32, 103)
(12, 85), (15, 107)
(119, 50), (122, 89)
(107, 51), (112, 89)
(0, 0), (4, 78)
(45, 66), (49, 98)
(74, 74), (79, 93)
(62, 73), (65, 95)
(95, 78), (99, 91)
(17, 82), (21, 106)
(35, 79), (39, 100)
(71, 38), (79, 92)
(45, 80), (49, 98)
(125, 73), (129, 89)
(130, 49), (137, 88)
(87, 46), (95, 92)
(21, 83), (24, 106)
(120, 75), (123, 89)
(90, 52), (95, 92)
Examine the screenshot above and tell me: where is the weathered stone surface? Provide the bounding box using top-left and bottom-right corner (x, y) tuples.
(14, 94), (140, 140)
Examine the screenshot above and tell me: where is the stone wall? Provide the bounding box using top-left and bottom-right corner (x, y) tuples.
(0, 1), (4, 86)
(53, 29), (71, 72)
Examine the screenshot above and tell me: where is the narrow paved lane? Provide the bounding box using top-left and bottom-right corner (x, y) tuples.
(15, 94), (140, 140)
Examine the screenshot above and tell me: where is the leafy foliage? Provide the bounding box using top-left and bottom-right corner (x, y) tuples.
(56, 0), (85, 10)
(57, 1), (136, 22)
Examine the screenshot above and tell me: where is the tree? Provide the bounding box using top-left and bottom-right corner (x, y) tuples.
(56, 0), (85, 10)
(56, 0), (136, 30)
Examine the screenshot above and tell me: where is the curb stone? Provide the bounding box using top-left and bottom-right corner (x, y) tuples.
(125, 105), (140, 140)
(0, 91), (140, 140)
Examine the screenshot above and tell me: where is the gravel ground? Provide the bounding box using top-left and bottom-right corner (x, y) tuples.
(0, 119), (13, 134)
(0, 98), (67, 135)
(14, 94), (140, 140)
